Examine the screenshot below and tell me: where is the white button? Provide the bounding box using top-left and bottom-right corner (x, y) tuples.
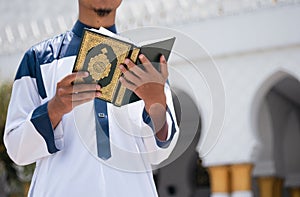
(98, 113), (105, 118)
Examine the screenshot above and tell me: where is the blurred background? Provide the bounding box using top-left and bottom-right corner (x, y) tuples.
(1, 0), (300, 196)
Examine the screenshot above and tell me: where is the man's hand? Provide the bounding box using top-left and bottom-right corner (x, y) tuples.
(48, 72), (101, 128)
(119, 54), (168, 141)
(119, 54), (168, 111)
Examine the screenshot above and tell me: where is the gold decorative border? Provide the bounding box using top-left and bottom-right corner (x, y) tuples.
(114, 47), (140, 106)
(74, 30), (132, 102)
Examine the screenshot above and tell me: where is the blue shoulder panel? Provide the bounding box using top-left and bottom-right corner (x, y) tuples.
(14, 32), (79, 99)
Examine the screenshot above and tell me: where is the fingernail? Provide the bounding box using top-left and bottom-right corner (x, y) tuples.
(161, 55), (166, 62)
(96, 92), (101, 97)
(84, 71), (89, 76)
(124, 58), (130, 64)
(96, 85), (101, 90)
(139, 54), (144, 59)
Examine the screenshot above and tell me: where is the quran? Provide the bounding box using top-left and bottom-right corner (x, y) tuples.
(73, 27), (175, 106)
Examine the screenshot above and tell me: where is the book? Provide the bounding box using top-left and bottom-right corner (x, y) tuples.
(73, 27), (175, 107)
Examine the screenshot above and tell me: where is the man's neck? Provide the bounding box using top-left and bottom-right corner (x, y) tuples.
(78, 8), (116, 29)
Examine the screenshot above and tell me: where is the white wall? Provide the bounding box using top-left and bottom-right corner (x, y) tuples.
(168, 4), (300, 167)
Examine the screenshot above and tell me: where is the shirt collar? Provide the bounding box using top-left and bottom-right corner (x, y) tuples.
(72, 20), (117, 38)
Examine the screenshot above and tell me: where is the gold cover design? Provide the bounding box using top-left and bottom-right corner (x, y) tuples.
(115, 47), (140, 106)
(74, 30), (132, 102)
(88, 48), (111, 81)
(73, 28), (175, 106)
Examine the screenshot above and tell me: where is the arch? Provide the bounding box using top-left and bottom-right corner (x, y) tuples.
(250, 69), (300, 141)
(251, 69), (300, 179)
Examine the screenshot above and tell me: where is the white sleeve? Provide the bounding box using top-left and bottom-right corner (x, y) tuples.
(140, 83), (180, 165)
(4, 50), (63, 166)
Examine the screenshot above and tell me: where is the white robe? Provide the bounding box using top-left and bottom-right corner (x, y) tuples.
(4, 45), (179, 196)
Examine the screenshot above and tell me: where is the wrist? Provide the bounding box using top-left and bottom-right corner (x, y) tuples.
(48, 99), (64, 128)
(135, 82), (166, 112)
(144, 95), (166, 113)
(146, 102), (167, 138)
(155, 121), (168, 141)
(144, 89), (166, 113)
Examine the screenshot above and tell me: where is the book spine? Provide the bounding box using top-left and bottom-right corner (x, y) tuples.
(112, 47), (140, 106)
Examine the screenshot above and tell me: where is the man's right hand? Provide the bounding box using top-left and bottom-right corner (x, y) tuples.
(48, 72), (101, 128)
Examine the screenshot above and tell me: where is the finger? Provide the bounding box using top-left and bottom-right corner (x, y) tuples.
(71, 84), (101, 94)
(123, 59), (146, 81)
(57, 83), (100, 97)
(119, 64), (140, 84)
(72, 91), (101, 101)
(127, 64), (145, 78)
(123, 69), (142, 86)
(119, 77), (136, 91)
(160, 55), (168, 79)
(60, 71), (89, 86)
(124, 58), (136, 69)
(139, 54), (155, 72)
(119, 64), (128, 73)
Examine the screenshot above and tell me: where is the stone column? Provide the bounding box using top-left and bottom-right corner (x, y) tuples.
(230, 163), (253, 197)
(208, 165), (231, 197)
(256, 177), (283, 197)
(274, 178), (283, 197)
(290, 188), (300, 197)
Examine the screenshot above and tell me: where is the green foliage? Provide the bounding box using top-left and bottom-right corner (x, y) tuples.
(0, 82), (18, 183)
(0, 82), (12, 132)
(0, 81), (35, 195)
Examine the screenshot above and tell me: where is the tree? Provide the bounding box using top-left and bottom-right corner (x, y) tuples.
(0, 82), (34, 196)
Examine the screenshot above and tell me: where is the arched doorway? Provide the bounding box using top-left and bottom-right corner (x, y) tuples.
(252, 71), (300, 197)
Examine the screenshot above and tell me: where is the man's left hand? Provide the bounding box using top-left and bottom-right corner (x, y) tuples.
(119, 54), (169, 140)
(119, 54), (168, 112)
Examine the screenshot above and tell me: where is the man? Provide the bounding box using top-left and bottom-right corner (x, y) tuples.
(4, 0), (179, 196)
